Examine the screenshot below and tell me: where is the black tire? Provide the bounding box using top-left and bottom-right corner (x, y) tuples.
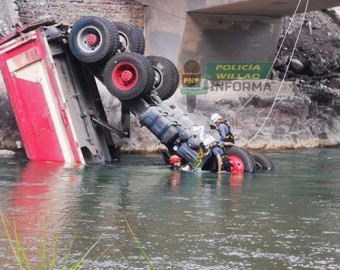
(147, 56), (179, 100)
(114, 22), (145, 54)
(103, 52), (155, 100)
(224, 146), (256, 173)
(85, 61), (105, 82)
(161, 149), (171, 165)
(251, 152), (275, 171)
(69, 16), (120, 63)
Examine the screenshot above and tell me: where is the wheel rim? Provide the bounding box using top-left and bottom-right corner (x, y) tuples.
(153, 66), (163, 88)
(228, 155), (245, 173)
(255, 161), (263, 171)
(112, 62), (139, 90)
(77, 26), (102, 54)
(118, 31), (129, 52)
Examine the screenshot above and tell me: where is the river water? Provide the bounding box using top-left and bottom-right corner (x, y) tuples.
(0, 149), (339, 269)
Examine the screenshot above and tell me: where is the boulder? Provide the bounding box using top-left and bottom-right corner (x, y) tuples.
(0, 150), (15, 156)
(304, 61), (327, 76)
(274, 56), (289, 68)
(329, 78), (340, 89)
(289, 59), (305, 74)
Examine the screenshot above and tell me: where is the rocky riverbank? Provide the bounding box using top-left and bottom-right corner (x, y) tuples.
(265, 9), (340, 149)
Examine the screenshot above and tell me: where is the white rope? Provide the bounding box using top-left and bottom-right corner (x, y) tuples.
(245, 0), (310, 146)
(227, 0), (303, 121)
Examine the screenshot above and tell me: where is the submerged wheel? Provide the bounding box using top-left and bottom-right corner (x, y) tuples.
(224, 146), (256, 173)
(251, 152), (275, 171)
(147, 56), (179, 100)
(69, 16), (120, 63)
(114, 22), (145, 54)
(103, 52), (155, 100)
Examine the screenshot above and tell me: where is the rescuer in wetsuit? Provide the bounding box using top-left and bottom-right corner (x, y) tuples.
(206, 113), (234, 173)
(169, 155), (192, 171)
(203, 137), (231, 174)
(169, 155), (182, 170)
(210, 113), (235, 146)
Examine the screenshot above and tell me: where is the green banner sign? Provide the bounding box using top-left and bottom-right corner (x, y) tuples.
(206, 63), (272, 80)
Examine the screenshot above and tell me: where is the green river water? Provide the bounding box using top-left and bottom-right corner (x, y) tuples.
(0, 149), (339, 269)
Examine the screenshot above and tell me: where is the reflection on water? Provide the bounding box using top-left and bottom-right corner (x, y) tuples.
(0, 149), (339, 269)
(0, 160), (83, 268)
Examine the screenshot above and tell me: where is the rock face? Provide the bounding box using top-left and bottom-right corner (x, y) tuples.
(0, 1), (19, 35)
(329, 78), (340, 89)
(275, 11), (340, 83)
(239, 10), (340, 150)
(0, 79), (21, 150)
(14, 0), (144, 27)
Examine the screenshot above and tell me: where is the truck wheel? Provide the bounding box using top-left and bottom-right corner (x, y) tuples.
(251, 152), (275, 171)
(147, 56), (179, 100)
(103, 52), (155, 100)
(114, 22), (145, 54)
(224, 146), (256, 173)
(69, 16), (119, 63)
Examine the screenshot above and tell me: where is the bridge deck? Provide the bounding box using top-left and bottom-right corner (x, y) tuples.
(191, 0), (340, 17)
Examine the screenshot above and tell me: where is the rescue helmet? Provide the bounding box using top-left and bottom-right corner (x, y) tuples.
(169, 155), (181, 165)
(211, 113), (222, 123)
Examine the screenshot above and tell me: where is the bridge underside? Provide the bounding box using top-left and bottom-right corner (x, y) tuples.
(190, 0), (340, 17)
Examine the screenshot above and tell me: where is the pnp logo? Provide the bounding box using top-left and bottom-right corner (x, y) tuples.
(182, 75), (200, 86)
(182, 60), (201, 87)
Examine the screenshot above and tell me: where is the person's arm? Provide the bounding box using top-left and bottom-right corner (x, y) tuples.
(213, 147), (223, 173)
(216, 154), (222, 173)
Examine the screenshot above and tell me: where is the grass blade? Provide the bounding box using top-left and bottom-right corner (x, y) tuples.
(88, 245), (111, 269)
(69, 234), (104, 270)
(1, 213), (109, 270)
(1, 214), (25, 270)
(123, 214), (155, 270)
(39, 238), (47, 269)
(62, 239), (74, 270)
(48, 236), (59, 270)
(13, 221), (30, 270)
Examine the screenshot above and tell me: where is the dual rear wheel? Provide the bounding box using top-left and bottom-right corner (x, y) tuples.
(69, 16), (120, 63)
(69, 17), (179, 101)
(102, 53), (179, 100)
(103, 52), (154, 100)
(222, 147), (275, 173)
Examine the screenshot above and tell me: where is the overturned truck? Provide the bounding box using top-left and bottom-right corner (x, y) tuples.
(0, 17), (273, 173)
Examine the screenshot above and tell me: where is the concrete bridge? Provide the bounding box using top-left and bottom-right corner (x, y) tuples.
(139, 0), (339, 17)
(138, 0), (339, 77)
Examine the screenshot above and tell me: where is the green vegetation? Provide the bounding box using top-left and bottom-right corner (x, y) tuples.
(0, 213), (107, 270)
(1, 213), (155, 269)
(123, 213), (155, 270)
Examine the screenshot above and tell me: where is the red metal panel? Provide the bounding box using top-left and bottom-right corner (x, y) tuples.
(0, 31), (64, 161)
(2, 69), (64, 161)
(36, 31), (82, 163)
